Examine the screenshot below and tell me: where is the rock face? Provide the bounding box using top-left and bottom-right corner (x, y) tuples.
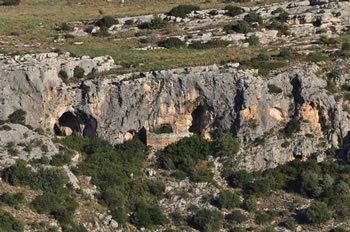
(1, 53), (350, 170)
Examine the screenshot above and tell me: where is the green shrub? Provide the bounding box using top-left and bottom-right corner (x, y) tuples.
(268, 84), (283, 94)
(73, 66), (85, 79)
(59, 70), (69, 83)
(168, 5), (200, 18)
(158, 38), (186, 48)
(95, 26), (110, 37)
(130, 200), (168, 228)
(246, 35), (259, 46)
(3, 0), (21, 6)
(96, 16), (118, 28)
(342, 41), (350, 51)
(146, 180), (165, 197)
(225, 210), (247, 224)
(331, 226), (350, 232)
(50, 152), (72, 166)
(301, 201), (332, 224)
(189, 40), (230, 49)
(224, 21), (250, 34)
(272, 8), (289, 22)
(283, 118), (300, 136)
(278, 48), (292, 59)
(8, 109), (26, 124)
(157, 135), (210, 174)
(281, 217), (297, 230)
(139, 15), (168, 29)
(228, 170), (253, 188)
(190, 208), (224, 232)
(100, 187), (126, 208)
(0, 192), (25, 209)
(150, 124), (173, 134)
(319, 36), (338, 45)
(244, 12), (263, 24)
(190, 167), (214, 183)
(224, 5), (244, 17)
(326, 80), (338, 94)
(213, 190), (240, 209)
(60, 23), (72, 32)
(255, 211), (273, 225)
(214, 132), (240, 158)
(0, 210), (24, 232)
(266, 20), (289, 36)
(31, 189), (78, 225)
(306, 53), (329, 62)
(2, 161), (69, 192)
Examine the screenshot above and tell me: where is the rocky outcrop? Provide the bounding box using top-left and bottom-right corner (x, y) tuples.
(1, 53), (350, 170)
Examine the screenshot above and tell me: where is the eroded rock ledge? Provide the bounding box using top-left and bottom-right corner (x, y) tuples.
(1, 53), (349, 170)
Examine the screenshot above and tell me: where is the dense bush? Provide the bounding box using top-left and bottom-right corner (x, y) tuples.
(73, 66), (85, 79)
(157, 135), (210, 173)
(225, 210), (247, 224)
(213, 190), (240, 209)
(266, 20), (289, 36)
(272, 7), (289, 22)
(50, 151), (72, 166)
(96, 16), (118, 28)
(189, 40), (230, 49)
(3, 0), (21, 6)
(246, 35), (259, 46)
(0, 210), (24, 232)
(190, 208), (224, 232)
(283, 118), (301, 136)
(224, 21), (250, 34)
(158, 38), (186, 48)
(130, 200), (168, 228)
(31, 189), (78, 225)
(168, 5), (200, 18)
(214, 132), (239, 158)
(8, 109), (26, 124)
(228, 170), (253, 188)
(301, 201), (332, 224)
(244, 12), (263, 24)
(0, 192), (25, 209)
(224, 5), (244, 17)
(255, 211), (273, 225)
(59, 70), (69, 83)
(139, 15), (168, 29)
(63, 136), (168, 228)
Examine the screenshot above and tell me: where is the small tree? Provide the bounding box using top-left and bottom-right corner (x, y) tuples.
(73, 66), (85, 79)
(190, 209), (224, 232)
(8, 109), (26, 124)
(224, 5), (244, 17)
(96, 16), (118, 28)
(302, 201), (332, 224)
(168, 5), (200, 18)
(215, 132), (240, 157)
(213, 190), (240, 209)
(3, 0), (21, 6)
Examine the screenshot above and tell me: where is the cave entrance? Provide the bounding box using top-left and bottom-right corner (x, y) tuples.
(189, 105), (211, 134)
(54, 111), (97, 138)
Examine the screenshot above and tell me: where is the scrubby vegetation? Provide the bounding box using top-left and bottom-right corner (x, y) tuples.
(158, 38), (186, 48)
(168, 5), (200, 18)
(62, 136), (167, 228)
(0, 210), (23, 232)
(0, 192), (25, 209)
(1, 160), (79, 228)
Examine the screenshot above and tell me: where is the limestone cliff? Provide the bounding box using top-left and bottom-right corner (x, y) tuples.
(1, 53), (349, 170)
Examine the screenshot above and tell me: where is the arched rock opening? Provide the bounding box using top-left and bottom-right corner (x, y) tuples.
(189, 105), (211, 135)
(54, 111), (97, 138)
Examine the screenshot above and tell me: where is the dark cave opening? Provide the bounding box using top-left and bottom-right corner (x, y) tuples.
(54, 111), (97, 138)
(189, 105), (211, 134)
